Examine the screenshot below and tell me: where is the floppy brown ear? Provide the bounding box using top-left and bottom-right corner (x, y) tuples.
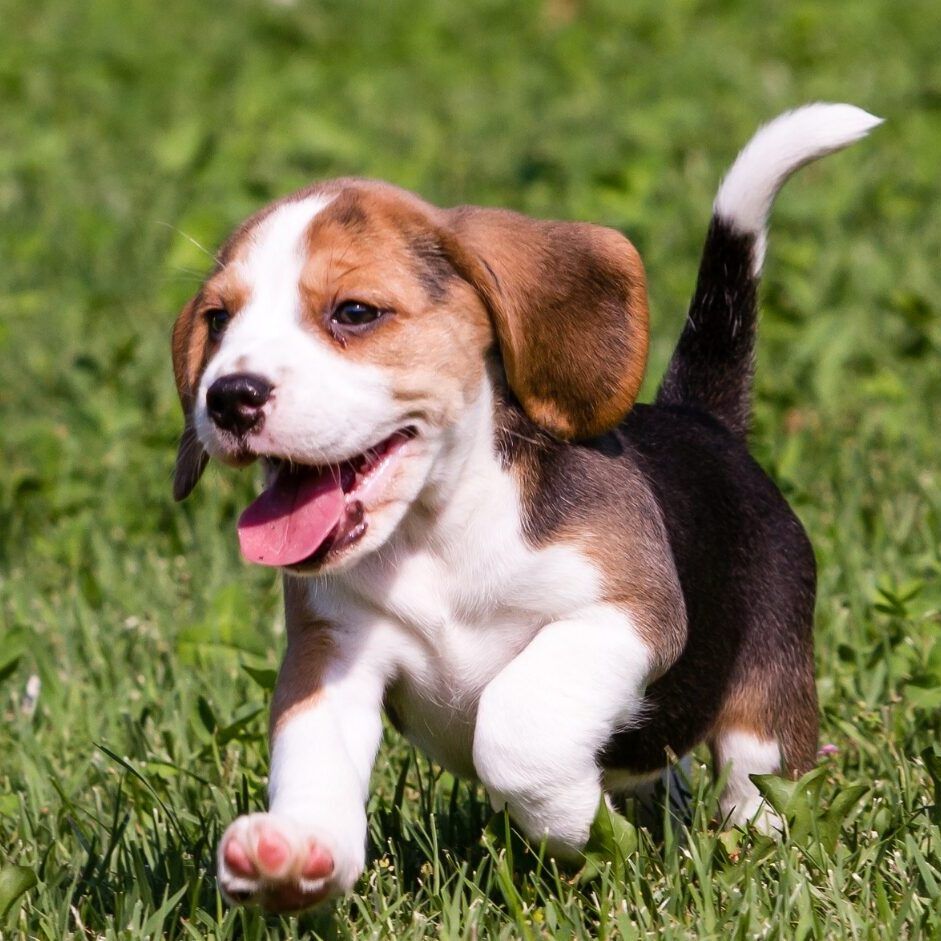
(443, 206), (649, 439)
(171, 297), (209, 501)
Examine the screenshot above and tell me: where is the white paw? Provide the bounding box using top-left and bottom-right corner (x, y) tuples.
(723, 797), (784, 836)
(217, 812), (362, 912)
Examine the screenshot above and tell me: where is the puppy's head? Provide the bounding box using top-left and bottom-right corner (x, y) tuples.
(171, 180), (648, 572)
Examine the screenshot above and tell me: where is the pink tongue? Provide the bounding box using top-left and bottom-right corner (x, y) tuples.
(237, 467), (345, 567)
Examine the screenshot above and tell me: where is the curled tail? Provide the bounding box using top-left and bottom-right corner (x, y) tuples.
(656, 103), (882, 438)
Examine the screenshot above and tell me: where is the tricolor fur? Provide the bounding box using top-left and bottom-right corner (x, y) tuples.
(169, 103), (881, 910)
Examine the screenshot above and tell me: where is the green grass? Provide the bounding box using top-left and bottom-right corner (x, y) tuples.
(2, 0), (940, 937)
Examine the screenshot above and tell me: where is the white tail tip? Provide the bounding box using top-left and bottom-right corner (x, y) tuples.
(713, 103), (882, 271)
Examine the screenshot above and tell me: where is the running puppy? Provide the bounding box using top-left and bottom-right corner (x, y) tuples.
(170, 104), (880, 911)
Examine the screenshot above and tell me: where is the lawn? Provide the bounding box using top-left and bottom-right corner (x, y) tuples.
(1, 0), (940, 937)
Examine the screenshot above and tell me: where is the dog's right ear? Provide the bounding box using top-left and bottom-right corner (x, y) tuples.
(171, 297), (209, 501)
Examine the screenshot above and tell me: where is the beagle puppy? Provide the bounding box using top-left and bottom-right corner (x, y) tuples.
(170, 104), (879, 911)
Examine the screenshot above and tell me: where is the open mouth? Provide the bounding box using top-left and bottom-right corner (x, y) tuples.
(236, 428), (416, 569)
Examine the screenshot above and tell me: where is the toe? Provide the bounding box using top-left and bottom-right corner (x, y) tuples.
(255, 823), (291, 876)
(223, 836), (257, 878)
(218, 814), (347, 912)
(302, 843), (334, 880)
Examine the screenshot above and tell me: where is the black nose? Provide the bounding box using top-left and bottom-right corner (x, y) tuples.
(206, 373), (273, 436)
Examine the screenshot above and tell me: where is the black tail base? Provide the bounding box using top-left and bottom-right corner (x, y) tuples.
(656, 216), (758, 439)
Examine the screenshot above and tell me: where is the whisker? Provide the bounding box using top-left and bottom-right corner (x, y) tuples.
(158, 272), (208, 284)
(155, 221), (221, 265)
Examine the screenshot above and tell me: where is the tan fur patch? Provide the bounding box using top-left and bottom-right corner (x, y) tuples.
(494, 404), (687, 678)
(270, 578), (337, 737)
(574, 524), (687, 679)
(293, 185), (494, 429)
(711, 671), (818, 776)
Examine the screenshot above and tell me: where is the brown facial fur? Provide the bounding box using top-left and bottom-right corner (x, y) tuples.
(171, 266), (253, 499)
(294, 187), (493, 429)
(171, 297), (210, 501)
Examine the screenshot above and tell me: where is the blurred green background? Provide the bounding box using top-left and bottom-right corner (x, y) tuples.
(1, 0), (939, 937)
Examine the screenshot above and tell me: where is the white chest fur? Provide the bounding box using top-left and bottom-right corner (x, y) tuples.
(309, 527), (604, 777)
(302, 390), (608, 776)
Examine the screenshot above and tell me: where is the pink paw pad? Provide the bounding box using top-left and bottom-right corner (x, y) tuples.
(256, 827), (291, 874)
(302, 844), (334, 880)
(223, 838), (257, 877)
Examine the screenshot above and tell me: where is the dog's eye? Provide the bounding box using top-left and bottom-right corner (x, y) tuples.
(205, 308), (230, 340)
(332, 300), (383, 328)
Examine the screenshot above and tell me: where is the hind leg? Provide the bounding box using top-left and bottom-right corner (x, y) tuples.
(710, 728), (783, 831)
(710, 644), (818, 832)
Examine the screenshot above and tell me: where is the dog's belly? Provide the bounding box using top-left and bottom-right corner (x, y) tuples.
(384, 615), (542, 779)
(385, 679), (479, 778)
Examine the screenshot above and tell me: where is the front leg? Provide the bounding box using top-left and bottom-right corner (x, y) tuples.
(217, 611), (386, 911)
(472, 605), (652, 858)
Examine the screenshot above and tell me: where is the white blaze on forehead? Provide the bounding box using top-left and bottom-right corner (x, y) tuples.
(204, 193), (334, 363)
(238, 194), (335, 333)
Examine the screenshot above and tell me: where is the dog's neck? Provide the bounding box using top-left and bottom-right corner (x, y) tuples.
(401, 373), (520, 558)
(310, 373), (532, 619)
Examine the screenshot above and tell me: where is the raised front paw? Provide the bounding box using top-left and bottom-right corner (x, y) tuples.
(217, 812), (357, 912)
